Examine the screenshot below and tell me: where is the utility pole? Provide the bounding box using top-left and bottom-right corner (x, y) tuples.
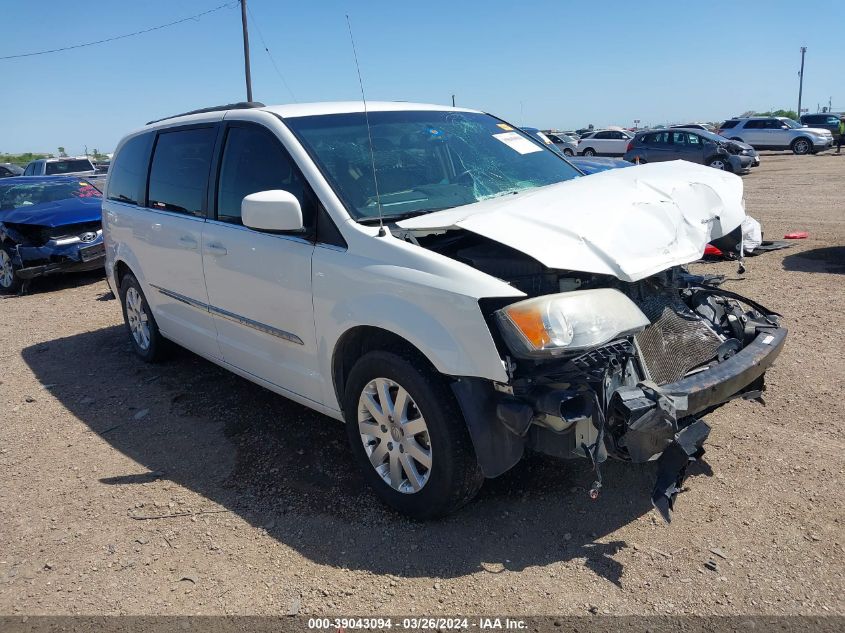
(797, 46), (806, 119)
(240, 0), (253, 102)
(451, 94), (456, 107)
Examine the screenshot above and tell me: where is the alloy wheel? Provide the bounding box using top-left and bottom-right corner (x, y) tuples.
(0, 250), (14, 289)
(125, 287), (151, 350)
(357, 377), (432, 494)
(709, 159), (727, 170)
(794, 139), (810, 154)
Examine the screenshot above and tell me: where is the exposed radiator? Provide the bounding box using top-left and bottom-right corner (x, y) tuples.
(633, 292), (724, 385)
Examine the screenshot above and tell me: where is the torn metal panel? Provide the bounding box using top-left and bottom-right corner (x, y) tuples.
(398, 161), (746, 282)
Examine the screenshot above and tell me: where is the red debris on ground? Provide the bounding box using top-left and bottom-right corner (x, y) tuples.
(784, 231), (809, 239)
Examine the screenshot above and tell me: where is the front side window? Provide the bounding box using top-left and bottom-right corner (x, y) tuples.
(216, 125), (309, 225)
(108, 133), (153, 206)
(148, 127), (216, 216)
(285, 111), (580, 222)
(24, 163), (34, 176)
(671, 132), (688, 145)
(687, 133), (701, 145)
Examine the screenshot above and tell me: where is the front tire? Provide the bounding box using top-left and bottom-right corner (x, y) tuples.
(707, 157), (732, 171)
(343, 350), (483, 519)
(0, 245), (23, 294)
(563, 148), (574, 156)
(791, 137), (812, 155)
(119, 273), (168, 362)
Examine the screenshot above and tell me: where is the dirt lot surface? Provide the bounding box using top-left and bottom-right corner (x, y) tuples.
(1, 154), (843, 617)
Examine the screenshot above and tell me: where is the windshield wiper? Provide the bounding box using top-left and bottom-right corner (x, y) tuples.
(357, 211), (427, 225)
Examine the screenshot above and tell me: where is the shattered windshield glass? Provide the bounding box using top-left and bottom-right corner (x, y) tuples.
(0, 181), (101, 211)
(285, 111), (581, 222)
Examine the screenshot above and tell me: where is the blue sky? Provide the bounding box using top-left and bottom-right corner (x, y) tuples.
(1, 0), (842, 154)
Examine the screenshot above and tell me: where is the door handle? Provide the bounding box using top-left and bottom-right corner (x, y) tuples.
(204, 242), (228, 257)
(178, 235), (198, 250)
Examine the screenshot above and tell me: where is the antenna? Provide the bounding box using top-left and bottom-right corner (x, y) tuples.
(346, 14), (385, 236)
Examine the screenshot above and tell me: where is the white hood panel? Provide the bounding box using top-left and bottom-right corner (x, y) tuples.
(398, 161), (746, 282)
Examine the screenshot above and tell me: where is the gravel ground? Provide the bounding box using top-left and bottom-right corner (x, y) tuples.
(0, 153), (843, 617)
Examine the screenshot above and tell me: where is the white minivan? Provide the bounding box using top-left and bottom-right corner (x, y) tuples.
(103, 101), (786, 521)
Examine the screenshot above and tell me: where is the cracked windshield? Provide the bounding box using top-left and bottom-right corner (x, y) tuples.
(286, 110), (581, 222)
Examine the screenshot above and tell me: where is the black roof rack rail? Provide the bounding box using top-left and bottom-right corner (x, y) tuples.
(146, 101), (266, 125)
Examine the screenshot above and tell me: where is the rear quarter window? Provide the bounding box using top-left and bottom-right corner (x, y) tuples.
(107, 133), (154, 206)
(45, 159), (94, 175)
(720, 120), (739, 129)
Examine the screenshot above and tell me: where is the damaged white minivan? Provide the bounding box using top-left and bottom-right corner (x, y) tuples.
(103, 102), (786, 521)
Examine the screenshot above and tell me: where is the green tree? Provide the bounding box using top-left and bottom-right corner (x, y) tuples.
(756, 109), (799, 120)
(58, 146), (67, 157)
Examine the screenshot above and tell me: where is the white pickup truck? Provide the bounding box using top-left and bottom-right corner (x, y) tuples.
(22, 156), (98, 177)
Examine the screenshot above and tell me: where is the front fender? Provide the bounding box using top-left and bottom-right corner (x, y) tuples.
(313, 248), (510, 411)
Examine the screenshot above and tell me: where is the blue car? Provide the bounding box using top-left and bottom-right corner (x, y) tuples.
(566, 156), (634, 175)
(0, 176), (105, 293)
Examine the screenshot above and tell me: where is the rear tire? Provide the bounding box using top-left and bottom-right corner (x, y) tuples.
(582, 147), (596, 156)
(563, 148), (574, 156)
(343, 350), (483, 519)
(0, 245), (23, 295)
(119, 273), (168, 362)
(791, 137), (812, 155)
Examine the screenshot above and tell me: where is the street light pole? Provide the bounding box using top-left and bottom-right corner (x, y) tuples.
(240, 0), (253, 102)
(797, 46), (806, 119)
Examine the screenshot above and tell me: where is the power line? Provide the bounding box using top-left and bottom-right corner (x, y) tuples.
(245, 2), (298, 102)
(0, 2), (238, 61)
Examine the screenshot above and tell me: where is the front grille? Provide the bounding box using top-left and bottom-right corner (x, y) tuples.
(633, 292), (723, 385)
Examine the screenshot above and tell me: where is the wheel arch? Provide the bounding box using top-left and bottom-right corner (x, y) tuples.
(331, 325), (437, 410)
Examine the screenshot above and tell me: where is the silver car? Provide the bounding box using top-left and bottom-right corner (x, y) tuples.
(717, 117), (833, 155)
(545, 132), (578, 156)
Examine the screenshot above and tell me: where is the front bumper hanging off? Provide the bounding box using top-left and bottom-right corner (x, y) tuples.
(452, 325), (787, 522)
(14, 238), (105, 280)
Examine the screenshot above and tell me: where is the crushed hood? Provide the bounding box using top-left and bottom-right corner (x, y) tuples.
(0, 196), (102, 228)
(397, 161), (746, 282)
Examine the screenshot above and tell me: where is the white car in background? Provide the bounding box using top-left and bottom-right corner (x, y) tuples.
(22, 156), (97, 177)
(576, 129), (634, 156)
(102, 101), (785, 521)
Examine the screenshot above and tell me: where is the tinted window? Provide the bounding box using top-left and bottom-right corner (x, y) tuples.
(24, 163), (34, 176)
(148, 127), (216, 216)
(108, 133), (153, 206)
(644, 131), (669, 144)
(594, 131), (610, 139)
(45, 159), (93, 175)
(720, 120), (739, 129)
(671, 132), (688, 145)
(216, 125), (309, 225)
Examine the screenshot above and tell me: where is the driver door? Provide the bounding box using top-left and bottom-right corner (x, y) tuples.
(201, 121), (322, 403)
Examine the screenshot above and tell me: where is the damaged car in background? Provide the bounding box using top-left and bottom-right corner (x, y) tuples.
(0, 176), (105, 293)
(104, 103), (785, 522)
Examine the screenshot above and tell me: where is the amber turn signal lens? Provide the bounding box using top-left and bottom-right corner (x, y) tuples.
(503, 304), (550, 350)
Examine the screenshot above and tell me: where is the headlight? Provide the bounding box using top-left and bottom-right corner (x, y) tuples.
(495, 288), (650, 358)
